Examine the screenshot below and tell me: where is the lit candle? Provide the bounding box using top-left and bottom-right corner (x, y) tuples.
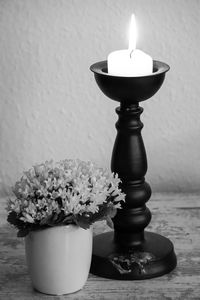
(107, 14), (153, 77)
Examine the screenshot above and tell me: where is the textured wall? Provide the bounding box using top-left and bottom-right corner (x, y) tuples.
(0, 0), (199, 196)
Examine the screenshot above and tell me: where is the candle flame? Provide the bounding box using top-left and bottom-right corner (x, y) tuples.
(128, 14), (137, 54)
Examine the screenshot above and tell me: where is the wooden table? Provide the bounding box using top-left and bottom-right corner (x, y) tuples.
(0, 193), (200, 299)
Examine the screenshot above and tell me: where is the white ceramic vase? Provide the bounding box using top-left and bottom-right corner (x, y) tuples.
(25, 225), (93, 295)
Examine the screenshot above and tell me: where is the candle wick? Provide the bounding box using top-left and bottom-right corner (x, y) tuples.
(130, 49), (134, 58)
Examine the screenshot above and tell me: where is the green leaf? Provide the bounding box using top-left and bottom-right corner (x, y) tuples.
(17, 228), (30, 237)
(75, 215), (91, 229)
(106, 216), (114, 229)
(7, 211), (20, 226)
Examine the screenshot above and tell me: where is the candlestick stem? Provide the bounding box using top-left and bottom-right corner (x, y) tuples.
(112, 103), (151, 247)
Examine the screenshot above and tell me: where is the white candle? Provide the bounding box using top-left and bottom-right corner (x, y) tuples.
(108, 14), (153, 77)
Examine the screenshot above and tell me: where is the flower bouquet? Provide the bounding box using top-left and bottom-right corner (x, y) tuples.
(7, 159), (125, 295)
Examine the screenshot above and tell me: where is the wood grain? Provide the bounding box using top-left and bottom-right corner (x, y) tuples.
(0, 193), (200, 300)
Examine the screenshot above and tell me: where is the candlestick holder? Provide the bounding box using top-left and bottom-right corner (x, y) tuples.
(90, 60), (177, 279)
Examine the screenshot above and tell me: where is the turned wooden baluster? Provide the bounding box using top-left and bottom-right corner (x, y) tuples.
(112, 103), (152, 247)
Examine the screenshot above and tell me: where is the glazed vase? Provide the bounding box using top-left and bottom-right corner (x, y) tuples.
(25, 225), (93, 295)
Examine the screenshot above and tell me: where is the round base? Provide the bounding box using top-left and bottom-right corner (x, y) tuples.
(90, 231), (177, 280)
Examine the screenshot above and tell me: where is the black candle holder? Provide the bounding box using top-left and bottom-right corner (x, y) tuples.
(90, 60), (177, 280)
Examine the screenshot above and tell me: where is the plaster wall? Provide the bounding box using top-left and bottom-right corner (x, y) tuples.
(0, 0), (199, 196)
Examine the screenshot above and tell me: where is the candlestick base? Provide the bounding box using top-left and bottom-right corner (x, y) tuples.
(90, 231), (176, 280)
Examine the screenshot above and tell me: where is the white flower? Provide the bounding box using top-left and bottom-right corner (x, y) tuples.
(20, 213), (35, 223)
(7, 159), (125, 227)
